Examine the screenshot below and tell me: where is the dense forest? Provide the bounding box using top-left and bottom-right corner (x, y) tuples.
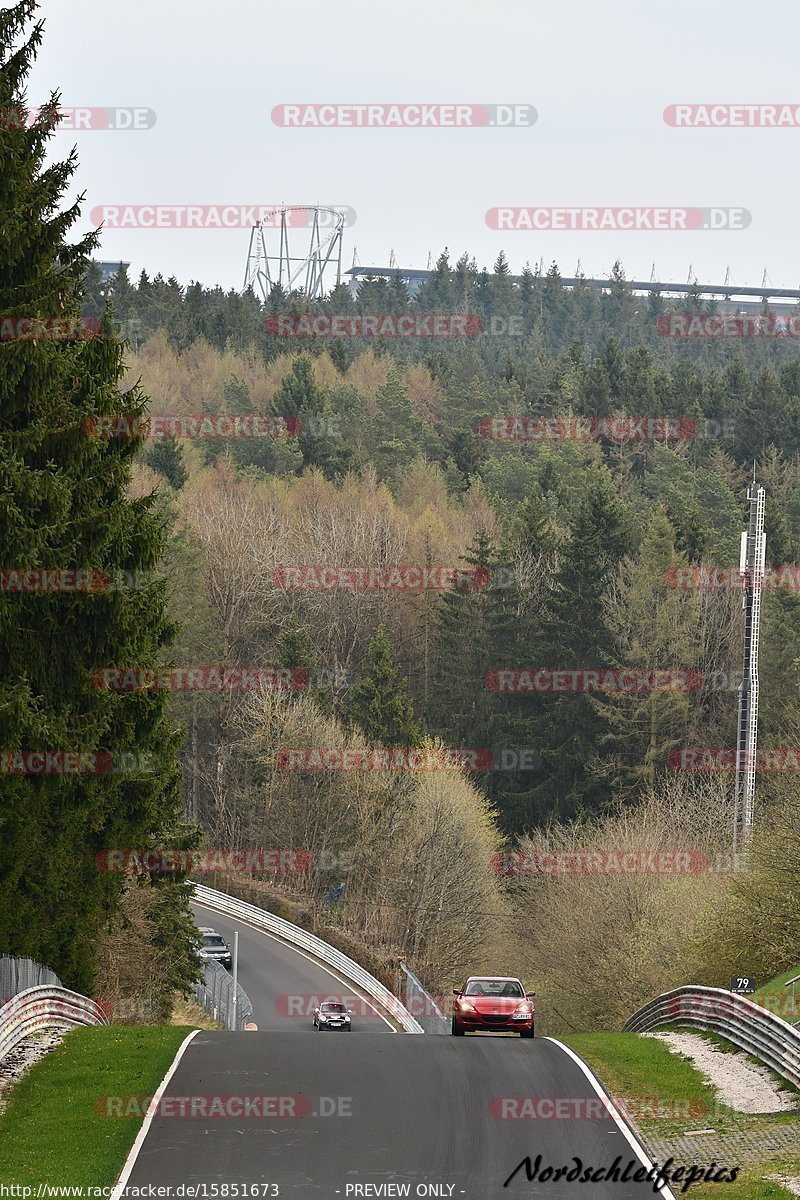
(92, 258), (800, 1019)
(98, 260), (800, 837)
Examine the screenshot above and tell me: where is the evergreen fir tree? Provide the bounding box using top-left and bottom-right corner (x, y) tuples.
(0, 1), (192, 991)
(142, 437), (188, 490)
(345, 626), (422, 748)
(590, 510), (701, 795)
(522, 479), (632, 823)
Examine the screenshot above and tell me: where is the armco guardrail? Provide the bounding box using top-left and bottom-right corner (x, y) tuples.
(193, 883), (424, 1033)
(0, 986), (108, 1060)
(624, 986), (800, 1089)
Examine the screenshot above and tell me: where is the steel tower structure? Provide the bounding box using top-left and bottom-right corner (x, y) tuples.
(734, 480), (766, 852)
(242, 207), (345, 301)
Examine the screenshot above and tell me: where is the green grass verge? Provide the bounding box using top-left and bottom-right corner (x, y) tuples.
(563, 1032), (732, 1136)
(756, 968), (800, 997)
(562, 1033), (800, 1199)
(0, 1026), (192, 1187)
(754, 969), (800, 1025)
(685, 1159), (800, 1199)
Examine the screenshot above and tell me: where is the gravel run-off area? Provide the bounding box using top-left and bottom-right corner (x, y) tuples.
(0, 1030), (65, 1117)
(643, 1030), (797, 1113)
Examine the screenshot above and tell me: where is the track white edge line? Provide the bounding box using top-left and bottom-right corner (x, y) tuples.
(192, 901), (397, 1032)
(110, 1029), (200, 1200)
(545, 1037), (677, 1200)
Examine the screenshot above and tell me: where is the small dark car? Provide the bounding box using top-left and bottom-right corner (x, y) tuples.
(313, 1001), (352, 1030)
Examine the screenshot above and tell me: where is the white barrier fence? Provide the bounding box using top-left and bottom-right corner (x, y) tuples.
(0, 955), (61, 1002)
(624, 986), (800, 1089)
(399, 961), (449, 1034)
(0, 986), (108, 1060)
(193, 883), (424, 1033)
(193, 958), (253, 1030)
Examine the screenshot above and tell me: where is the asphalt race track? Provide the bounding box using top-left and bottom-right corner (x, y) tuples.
(191, 901), (394, 1033)
(123, 1032), (673, 1198)
(120, 904), (677, 1197)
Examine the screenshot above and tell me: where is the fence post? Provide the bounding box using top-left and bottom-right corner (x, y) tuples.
(232, 932), (239, 1030)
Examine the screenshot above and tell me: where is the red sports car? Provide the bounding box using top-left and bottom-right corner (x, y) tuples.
(451, 976), (535, 1037)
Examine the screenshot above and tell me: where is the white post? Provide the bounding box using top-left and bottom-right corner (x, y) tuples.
(232, 931), (239, 1029)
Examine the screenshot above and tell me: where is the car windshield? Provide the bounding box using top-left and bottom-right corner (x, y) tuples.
(201, 935), (226, 948)
(322, 1003), (346, 1013)
(465, 979), (523, 997)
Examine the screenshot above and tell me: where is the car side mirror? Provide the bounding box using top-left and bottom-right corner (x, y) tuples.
(453, 989), (462, 996)
(526, 992), (536, 999)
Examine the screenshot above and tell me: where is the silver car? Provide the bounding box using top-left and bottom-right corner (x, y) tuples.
(198, 927), (232, 970)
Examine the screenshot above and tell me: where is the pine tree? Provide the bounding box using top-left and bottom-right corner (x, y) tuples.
(372, 369), (425, 482)
(429, 529), (530, 828)
(345, 626), (422, 748)
(492, 250), (508, 276)
(591, 510), (701, 795)
(272, 353), (346, 475)
(0, 2), (191, 991)
(416, 249), (457, 310)
(277, 619), (320, 677)
(522, 479), (632, 823)
(142, 437), (188, 489)
(519, 262), (535, 307)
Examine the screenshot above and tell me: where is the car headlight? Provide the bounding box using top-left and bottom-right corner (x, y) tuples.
(513, 1004), (533, 1018)
(458, 1000), (478, 1014)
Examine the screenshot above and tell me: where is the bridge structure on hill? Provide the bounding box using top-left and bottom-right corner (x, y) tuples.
(345, 264), (800, 313)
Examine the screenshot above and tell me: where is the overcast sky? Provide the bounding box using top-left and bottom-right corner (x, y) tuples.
(28, 0), (800, 294)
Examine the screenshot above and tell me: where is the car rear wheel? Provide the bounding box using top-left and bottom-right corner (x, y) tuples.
(451, 1017), (465, 1036)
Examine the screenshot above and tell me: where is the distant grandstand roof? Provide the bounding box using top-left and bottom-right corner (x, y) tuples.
(97, 260), (129, 284)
